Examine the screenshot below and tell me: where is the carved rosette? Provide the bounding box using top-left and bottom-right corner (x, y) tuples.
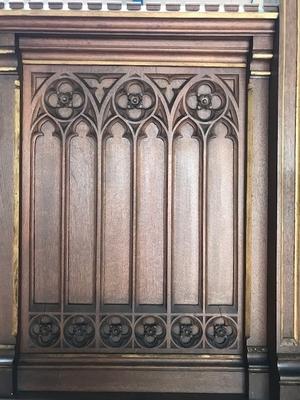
(63, 315), (95, 348)
(44, 78), (86, 121)
(29, 315), (60, 347)
(135, 316), (166, 348)
(114, 79), (156, 122)
(171, 316), (202, 348)
(100, 315), (132, 348)
(205, 316), (237, 349)
(186, 80), (226, 123)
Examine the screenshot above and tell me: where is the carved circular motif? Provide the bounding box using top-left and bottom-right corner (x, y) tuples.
(135, 316), (166, 348)
(171, 316), (202, 348)
(114, 79), (156, 122)
(64, 315), (95, 348)
(44, 78), (85, 120)
(100, 315), (132, 348)
(186, 80), (226, 123)
(205, 316), (237, 349)
(29, 315), (60, 347)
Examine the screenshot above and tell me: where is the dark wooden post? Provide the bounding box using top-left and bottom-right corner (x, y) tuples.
(277, 0), (300, 398)
(0, 32), (19, 397)
(246, 34), (274, 400)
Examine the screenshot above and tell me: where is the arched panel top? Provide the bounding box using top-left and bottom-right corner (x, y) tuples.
(102, 117), (133, 142)
(208, 118), (238, 142)
(173, 118), (203, 141)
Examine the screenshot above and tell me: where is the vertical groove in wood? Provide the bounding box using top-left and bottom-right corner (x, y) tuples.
(12, 79), (20, 336)
(278, 0), (299, 346)
(245, 83), (254, 339)
(294, 0), (300, 345)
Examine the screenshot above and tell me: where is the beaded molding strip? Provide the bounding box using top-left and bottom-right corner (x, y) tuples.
(0, 0), (278, 13)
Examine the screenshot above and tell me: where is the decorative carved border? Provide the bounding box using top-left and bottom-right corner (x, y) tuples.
(0, 1), (278, 14)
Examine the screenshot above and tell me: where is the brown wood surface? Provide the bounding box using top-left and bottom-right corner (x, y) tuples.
(20, 65), (246, 355)
(0, 11), (280, 397)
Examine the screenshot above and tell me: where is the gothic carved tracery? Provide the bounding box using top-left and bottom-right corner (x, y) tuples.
(26, 68), (241, 353)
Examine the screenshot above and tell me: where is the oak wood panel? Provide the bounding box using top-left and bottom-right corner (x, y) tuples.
(0, 75), (16, 343)
(20, 65), (245, 357)
(206, 121), (235, 307)
(136, 121), (167, 309)
(66, 121), (96, 305)
(32, 121), (61, 305)
(102, 120), (132, 307)
(172, 121), (202, 309)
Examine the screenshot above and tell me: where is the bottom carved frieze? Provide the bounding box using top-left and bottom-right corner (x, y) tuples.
(27, 313), (239, 352)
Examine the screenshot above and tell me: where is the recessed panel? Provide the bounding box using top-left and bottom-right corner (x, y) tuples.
(32, 121), (61, 305)
(136, 121), (167, 309)
(172, 121), (202, 309)
(206, 121), (236, 307)
(67, 121), (97, 305)
(102, 120), (132, 307)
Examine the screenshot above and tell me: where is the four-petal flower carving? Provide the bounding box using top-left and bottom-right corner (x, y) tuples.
(115, 80), (155, 121)
(171, 316), (202, 348)
(64, 315), (95, 348)
(135, 316), (166, 348)
(45, 79), (85, 120)
(29, 315), (60, 347)
(186, 81), (226, 122)
(100, 316), (132, 348)
(206, 316), (237, 349)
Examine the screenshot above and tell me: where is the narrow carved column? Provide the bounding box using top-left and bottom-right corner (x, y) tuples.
(0, 32), (19, 396)
(246, 35), (274, 400)
(277, 1), (300, 398)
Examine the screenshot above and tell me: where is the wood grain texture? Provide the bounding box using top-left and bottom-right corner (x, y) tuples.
(206, 122), (235, 307)
(172, 121), (202, 308)
(32, 122), (61, 304)
(136, 121), (167, 308)
(102, 120), (132, 306)
(67, 122), (96, 305)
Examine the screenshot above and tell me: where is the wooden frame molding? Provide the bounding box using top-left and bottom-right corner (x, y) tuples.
(0, 32), (19, 397)
(0, 8), (280, 399)
(277, 0), (300, 398)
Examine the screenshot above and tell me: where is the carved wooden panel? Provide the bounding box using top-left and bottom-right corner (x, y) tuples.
(21, 66), (245, 354)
